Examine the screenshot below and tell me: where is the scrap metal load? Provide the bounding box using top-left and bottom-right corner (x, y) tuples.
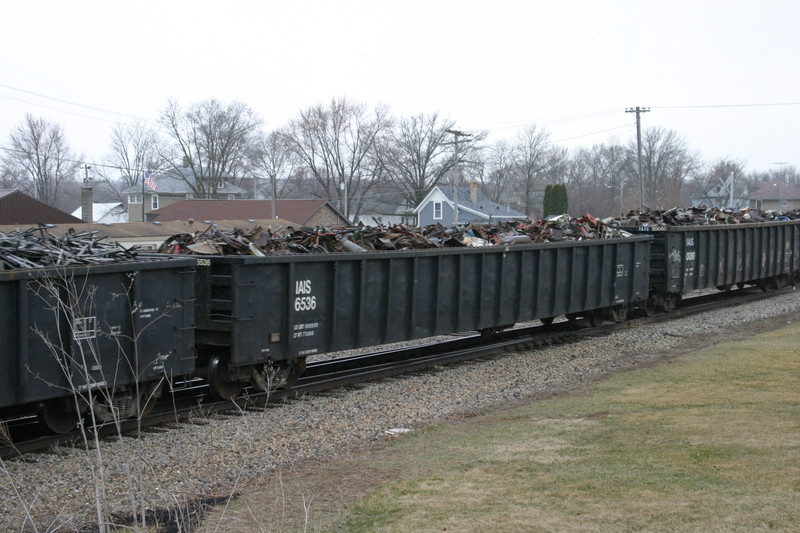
(0, 225), (139, 270)
(617, 206), (800, 228)
(158, 214), (633, 256)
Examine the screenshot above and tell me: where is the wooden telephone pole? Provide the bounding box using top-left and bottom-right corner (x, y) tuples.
(626, 106), (650, 210)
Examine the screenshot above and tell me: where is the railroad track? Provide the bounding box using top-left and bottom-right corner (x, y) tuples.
(1, 286), (788, 458)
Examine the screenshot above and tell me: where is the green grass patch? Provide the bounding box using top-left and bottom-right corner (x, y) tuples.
(339, 324), (800, 532)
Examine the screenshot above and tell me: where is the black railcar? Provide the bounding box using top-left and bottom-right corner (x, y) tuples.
(635, 220), (800, 311)
(192, 236), (652, 398)
(0, 258), (196, 433)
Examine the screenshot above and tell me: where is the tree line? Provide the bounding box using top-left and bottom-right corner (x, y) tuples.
(1, 96), (797, 221)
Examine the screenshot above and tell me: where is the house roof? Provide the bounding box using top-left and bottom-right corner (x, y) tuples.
(414, 185), (526, 220)
(749, 181), (800, 200)
(359, 191), (414, 216)
(150, 199), (345, 226)
(121, 168), (247, 195)
(71, 202), (128, 224)
(0, 189), (85, 225)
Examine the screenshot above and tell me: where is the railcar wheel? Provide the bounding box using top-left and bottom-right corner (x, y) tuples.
(284, 358), (306, 389)
(608, 304), (628, 323)
(565, 312), (580, 322)
(643, 297), (657, 317)
(588, 309), (604, 327)
(661, 294), (678, 313)
(91, 382), (163, 422)
(716, 284), (732, 292)
(540, 317), (555, 326)
(37, 398), (79, 435)
(207, 354), (243, 400)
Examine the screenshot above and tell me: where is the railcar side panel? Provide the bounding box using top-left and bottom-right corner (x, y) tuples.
(195, 237), (651, 368)
(0, 259), (196, 409)
(638, 221), (800, 294)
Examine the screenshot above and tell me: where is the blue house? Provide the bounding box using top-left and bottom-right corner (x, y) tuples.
(414, 183), (525, 226)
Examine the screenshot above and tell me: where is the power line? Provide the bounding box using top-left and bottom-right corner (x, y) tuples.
(552, 123), (632, 144)
(468, 108), (623, 132)
(0, 82), (150, 122)
(652, 102), (800, 110)
(0, 92), (136, 126)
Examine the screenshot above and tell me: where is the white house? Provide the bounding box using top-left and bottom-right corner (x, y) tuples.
(71, 202), (128, 223)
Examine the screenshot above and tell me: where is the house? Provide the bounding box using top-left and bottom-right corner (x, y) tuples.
(414, 183), (526, 226)
(71, 202), (127, 223)
(70, 181), (130, 223)
(0, 189), (84, 225)
(690, 183), (750, 210)
(150, 199), (350, 227)
(122, 168), (248, 222)
(749, 181), (800, 211)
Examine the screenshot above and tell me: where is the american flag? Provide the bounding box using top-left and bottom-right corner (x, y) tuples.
(144, 173), (157, 192)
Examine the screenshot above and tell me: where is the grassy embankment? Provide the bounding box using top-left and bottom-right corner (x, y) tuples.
(210, 321), (800, 532)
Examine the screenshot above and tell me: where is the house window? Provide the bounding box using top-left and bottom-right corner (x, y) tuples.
(186, 193), (194, 199)
(218, 181), (225, 189)
(128, 194), (142, 204)
(782, 198), (788, 207)
(227, 194), (235, 200)
(433, 201), (443, 220)
(151, 195), (159, 210)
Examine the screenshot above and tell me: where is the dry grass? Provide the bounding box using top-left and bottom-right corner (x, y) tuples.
(204, 321), (800, 532)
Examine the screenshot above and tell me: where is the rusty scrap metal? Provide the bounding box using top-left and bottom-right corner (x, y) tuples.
(158, 215), (636, 257)
(616, 206), (800, 228)
(0, 225), (139, 270)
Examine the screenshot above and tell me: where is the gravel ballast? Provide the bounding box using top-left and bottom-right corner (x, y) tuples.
(2, 290), (799, 531)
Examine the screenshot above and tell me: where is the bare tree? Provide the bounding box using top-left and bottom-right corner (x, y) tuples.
(481, 139), (515, 203)
(567, 142), (633, 217)
(635, 127), (698, 209)
(99, 120), (167, 204)
(282, 97), (391, 220)
(1, 114), (82, 207)
(380, 112), (459, 206)
(512, 125), (552, 218)
(159, 98), (263, 196)
(253, 130), (302, 209)
(748, 164), (799, 188)
(0, 165), (15, 189)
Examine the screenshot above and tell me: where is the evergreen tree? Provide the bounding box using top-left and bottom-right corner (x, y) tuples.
(543, 184), (568, 216)
(543, 184), (553, 216)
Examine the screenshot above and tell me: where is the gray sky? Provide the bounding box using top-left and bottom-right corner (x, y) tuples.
(1, 0), (798, 174)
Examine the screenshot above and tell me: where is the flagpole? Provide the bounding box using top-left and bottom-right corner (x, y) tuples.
(141, 171), (145, 222)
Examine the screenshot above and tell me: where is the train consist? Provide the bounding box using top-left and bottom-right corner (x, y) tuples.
(1, 219), (799, 434)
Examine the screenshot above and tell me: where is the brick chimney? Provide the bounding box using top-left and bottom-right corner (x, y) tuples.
(81, 183), (93, 222)
(470, 181), (478, 203)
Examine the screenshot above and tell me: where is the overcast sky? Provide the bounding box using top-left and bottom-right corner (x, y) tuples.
(1, 0), (798, 175)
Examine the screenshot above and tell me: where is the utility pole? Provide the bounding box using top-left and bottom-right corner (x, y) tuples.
(445, 129), (471, 225)
(340, 182), (348, 223)
(626, 106), (649, 210)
